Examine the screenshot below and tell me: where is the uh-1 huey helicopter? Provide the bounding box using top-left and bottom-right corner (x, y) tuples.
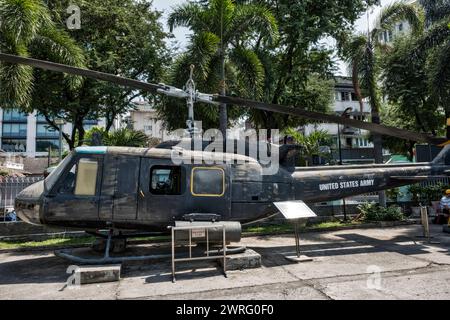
(2, 52), (450, 259)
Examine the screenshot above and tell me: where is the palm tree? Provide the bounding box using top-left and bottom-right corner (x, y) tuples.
(285, 128), (331, 167)
(167, 0), (278, 135)
(104, 128), (149, 148)
(339, 1), (424, 206)
(0, 0), (85, 108)
(84, 127), (149, 148)
(414, 0), (450, 127)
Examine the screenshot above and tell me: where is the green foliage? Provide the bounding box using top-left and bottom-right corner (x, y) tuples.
(84, 127), (149, 148)
(386, 188), (402, 202)
(0, 0), (85, 108)
(28, 0), (170, 149)
(380, 0), (450, 155)
(162, 0), (278, 131)
(358, 202), (405, 222)
(284, 128), (331, 166)
(408, 183), (446, 204)
(251, 0), (376, 130)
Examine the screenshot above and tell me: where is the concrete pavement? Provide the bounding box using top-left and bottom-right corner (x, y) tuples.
(0, 224), (449, 300)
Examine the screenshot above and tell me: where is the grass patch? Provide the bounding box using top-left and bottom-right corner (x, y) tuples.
(0, 236), (95, 250)
(0, 220), (366, 250)
(243, 220), (361, 235)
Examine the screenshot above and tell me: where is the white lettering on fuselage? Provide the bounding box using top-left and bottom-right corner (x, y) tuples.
(319, 179), (374, 191)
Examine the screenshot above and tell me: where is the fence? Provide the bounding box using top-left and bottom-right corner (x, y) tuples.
(0, 176), (44, 217)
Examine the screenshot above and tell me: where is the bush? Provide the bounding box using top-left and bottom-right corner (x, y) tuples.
(357, 202), (405, 222)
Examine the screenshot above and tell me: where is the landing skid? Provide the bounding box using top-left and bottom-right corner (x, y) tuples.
(54, 230), (246, 265)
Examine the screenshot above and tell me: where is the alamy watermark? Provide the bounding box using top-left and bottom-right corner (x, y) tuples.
(66, 4), (81, 30)
(366, 265), (383, 290)
(65, 265), (81, 289)
(168, 122), (281, 176)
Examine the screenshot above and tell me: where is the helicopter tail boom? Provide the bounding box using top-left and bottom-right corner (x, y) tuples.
(292, 145), (450, 203)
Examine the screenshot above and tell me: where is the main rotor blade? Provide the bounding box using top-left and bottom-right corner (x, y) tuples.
(216, 95), (447, 145)
(0, 53), (446, 144)
(0, 53), (162, 93)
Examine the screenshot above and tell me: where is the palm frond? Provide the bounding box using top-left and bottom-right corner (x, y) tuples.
(229, 46), (264, 99)
(167, 2), (206, 33)
(427, 40), (450, 113)
(373, 0), (424, 39)
(0, 43), (33, 108)
(414, 19), (450, 58)
(227, 3), (278, 45)
(0, 0), (53, 45)
(186, 31), (220, 81)
(30, 26), (85, 89)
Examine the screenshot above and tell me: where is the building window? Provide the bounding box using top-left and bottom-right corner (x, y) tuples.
(150, 166), (182, 195)
(2, 139), (26, 152)
(335, 92), (341, 101)
(3, 110), (28, 122)
(341, 92), (350, 101)
(398, 23), (403, 32)
(2, 123), (27, 137)
(351, 93), (358, 101)
(58, 158), (99, 196)
(36, 139), (60, 152)
(144, 125), (153, 133)
(36, 124), (59, 138)
(191, 167), (225, 197)
(83, 119), (98, 131)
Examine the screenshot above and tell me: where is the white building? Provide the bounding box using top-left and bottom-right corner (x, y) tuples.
(303, 76), (379, 164)
(129, 100), (170, 141)
(377, 0), (418, 44)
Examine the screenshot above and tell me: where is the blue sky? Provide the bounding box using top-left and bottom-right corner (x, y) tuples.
(152, 0), (397, 75)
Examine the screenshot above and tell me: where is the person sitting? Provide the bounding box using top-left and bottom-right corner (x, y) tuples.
(436, 189), (450, 224)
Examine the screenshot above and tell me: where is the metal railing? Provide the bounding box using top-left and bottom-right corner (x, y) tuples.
(0, 176), (44, 220)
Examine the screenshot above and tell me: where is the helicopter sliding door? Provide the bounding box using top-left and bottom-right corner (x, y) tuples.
(99, 155), (140, 222)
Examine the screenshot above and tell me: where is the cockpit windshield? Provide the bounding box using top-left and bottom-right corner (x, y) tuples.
(44, 152), (74, 192)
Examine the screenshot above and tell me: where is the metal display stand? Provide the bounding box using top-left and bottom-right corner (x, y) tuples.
(285, 218), (313, 262)
(274, 200), (317, 263)
(170, 224), (227, 283)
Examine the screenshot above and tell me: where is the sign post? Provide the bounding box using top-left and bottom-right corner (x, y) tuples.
(274, 200), (317, 262)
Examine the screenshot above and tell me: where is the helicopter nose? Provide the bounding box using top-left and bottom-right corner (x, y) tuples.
(14, 181), (44, 225)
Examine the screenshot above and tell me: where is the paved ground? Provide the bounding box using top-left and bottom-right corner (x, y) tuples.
(0, 224), (449, 300)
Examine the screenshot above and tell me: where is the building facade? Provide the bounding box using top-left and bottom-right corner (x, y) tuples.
(0, 108), (104, 158)
(303, 76), (379, 164)
(129, 100), (169, 141)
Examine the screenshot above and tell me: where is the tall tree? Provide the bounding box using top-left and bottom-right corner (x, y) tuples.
(0, 0), (84, 108)
(339, 1), (424, 206)
(165, 0), (278, 134)
(381, 0), (450, 153)
(249, 0), (379, 132)
(30, 0), (170, 149)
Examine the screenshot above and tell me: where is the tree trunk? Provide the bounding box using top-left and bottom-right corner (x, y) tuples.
(372, 112), (387, 207)
(219, 53), (227, 139)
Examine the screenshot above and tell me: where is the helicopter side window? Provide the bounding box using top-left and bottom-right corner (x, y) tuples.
(74, 159), (99, 196)
(150, 166), (182, 195)
(59, 164), (77, 194)
(191, 167), (225, 197)
(58, 158), (99, 196)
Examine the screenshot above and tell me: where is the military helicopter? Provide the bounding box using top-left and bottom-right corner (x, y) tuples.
(2, 53), (450, 259)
